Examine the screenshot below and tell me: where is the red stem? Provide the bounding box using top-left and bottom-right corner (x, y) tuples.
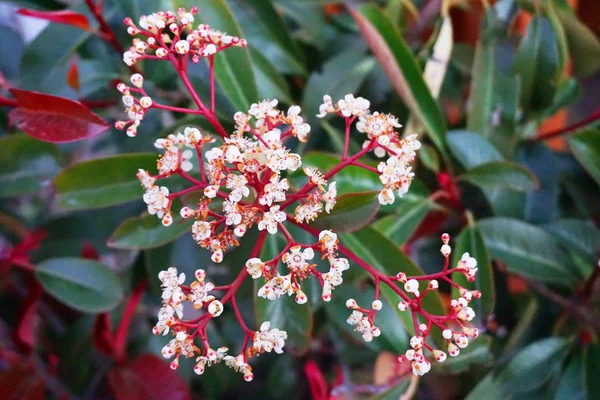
(530, 107), (600, 142)
(209, 55), (215, 114)
(113, 280), (148, 363)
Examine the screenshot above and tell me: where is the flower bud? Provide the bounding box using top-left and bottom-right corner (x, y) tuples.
(156, 48), (167, 58)
(448, 343), (460, 357)
(396, 272), (407, 282)
(130, 73), (144, 88)
(441, 233), (450, 244)
(442, 329), (453, 340)
(140, 96), (152, 108)
(162, 213), (173, 227)
(175, 40), (189, 54)
(208, 300), (223, 317)
(204, 185), (218, 198)
(371, 300), (382, 311)
(234, 224), (247, 237)
(433, 350), (447, 362)
(429, 279), (439, 289)
(170, 358), (179, 370)
(211, 249), (223, 263)
(440, 244), (451, 256)
(180, 207), (191, 219)
(346, 298), (357, 309)
(419, 323), (427, 332)
(404, 279), (419, 294)
(295, 290), (307, 304)
(398, 301), (408, 311)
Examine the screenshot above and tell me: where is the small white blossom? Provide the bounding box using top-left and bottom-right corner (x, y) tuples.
(258, 205), (286, 234)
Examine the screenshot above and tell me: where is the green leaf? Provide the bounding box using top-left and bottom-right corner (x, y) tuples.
(54, 153), (156, 210)
(451, 223), (495, 319)
(231, 0), (306, 75)
(373, 199), (431, 245)
(418, 144), (440, 172)
(255, 234), (313, 354)
(302, 49), (375, 121)
(250, 47), (293, 105)
(478, 217), (578, 287)
(584, 343), (600, 400)
(310, 191), (379, 233)
(36, 257), (124, 313)
(0, 134), (61, 198)
(555, 352), (585, 400)
(342, 227), (445, 318)
(512, 16), (560, 112)
(555, 4), (600, 78)
(460, 161), (539, 192)
(544, 219), (600, 267)
(447, 130), (504, 169)
(568, 129), (600, 186)
(193, 0), (258, 111)
(351, 4), (447, 153)
(369, 379), (410, 400)
(108, 211), (194, 250)
(20, 21), (92, 96)
(498, 337), (569, 394)
(465, 373), (504, 400)
(467, 4), (519, 156)
(436, 336), (493, 373)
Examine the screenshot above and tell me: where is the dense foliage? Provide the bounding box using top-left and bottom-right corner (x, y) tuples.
(0, 0), (599, 399)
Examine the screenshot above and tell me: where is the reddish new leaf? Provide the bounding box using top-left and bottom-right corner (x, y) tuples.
(108, 354), (191, 400)
(0, 355), (46, 400)
(9, 89), (109, 143)
(17, 9), (90, 30)
(67, 61), (80, 92)
(15, 282), (43, 352)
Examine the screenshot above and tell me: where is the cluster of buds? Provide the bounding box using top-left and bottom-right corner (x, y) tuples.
(345, 298), (383, 342)
(247, 230), (349, 304)
(123, 7), (246, 67)
(295, 167), (337, 223)
(115, 73), (151, 137)
(393, 234), (481, 376)
(317, 95), (421, 206)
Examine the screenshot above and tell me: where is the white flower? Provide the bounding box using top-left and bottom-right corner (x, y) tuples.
(223, 200), (242, 226)
(184, 127), (203, 145)
(158, 267), (186, 304)
(260, 175), (289, 206)
(371, 300), (382, 310)
(189, 270), (215, 309)
(204, 185), (218, 198)
(323, 182), (337, 213)
(253, 321), (288, 354)
(224, 354), (253, 381)
(137, 169), (155, 189)
(319, 230), (338, 253)
(378, 188), (395, 205)
(294, 203), (322, 224)
(442, 329), (453, 340)
(458, 252), (478, 276)
(257, 274), (293, 300)
(337, 94), (370, 117)
(411, 357), (431, 376)
(457, 307), (475, 322)
(258, 205), (286, 234)
(282, 246), (314, 273)
(317, 95), (335, 118)
(157, 148), (180, 174)
(192, 221), (211, 242)
(410, 336), (424, 350)
(226, 174), (250, 202)
(143, 186), (170, 218)
(441, 244), (452, 256)
(245, 258), (264, 279)
(130, 73), (144, 88)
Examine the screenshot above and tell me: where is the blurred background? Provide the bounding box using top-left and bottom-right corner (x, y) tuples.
(0, 0), (599, 399)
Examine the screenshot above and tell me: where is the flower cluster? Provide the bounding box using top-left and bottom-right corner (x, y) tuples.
(345, 298), (383, 342)
(247, 230), (350, 305)
(393, 235), (481, 376)
(154, 266), (286, 380)
(123, 7), (246, 67)
(115, 74), (151, 137)
(317, 95), (421, 206)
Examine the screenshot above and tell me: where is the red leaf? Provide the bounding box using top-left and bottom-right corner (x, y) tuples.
(67, 61), (80, 92)
(93, 313), (115, 356)
(304, 360), (329, 400)
(17, 9), (90, 31)
(0, 354), (46, 400)
(108, 354), (191, 400)
(8, 89), (110, 143)
(15, 282), (43, 351)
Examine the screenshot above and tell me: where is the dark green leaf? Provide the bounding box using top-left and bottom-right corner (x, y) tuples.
(352, 4), (447, 153)
(0, 134), (61, 198)
(373, 199), (431, 245)
(447, 130), (504, 169)
(544, 219), (600, 264)
(250, 47), (293, 104)
(370, 379), (410, 400)
(108, 211), (193, 250)
(467, 4), (519, 156)
(478, 217), (577, 287)
(192, 0), (258, 111)
(54, 153), (156, 210)
(512, 16), (560, 112)
(310, 191), (379, 233)
(36, 257), (124, 313)
(460, 161), (538, 192)
(568, 129), (600, 186)
(498, 337), (569, 393)
(465, 373), (504, 400)
(584, 343), (600, 400)
(302, 49), (375, 121)
(230, 0), (306, 75)
(436, 336), (493, 373)
(418, 144), (440, 172)
(555, 352), (585, 400)
(451, 224), (495, 319)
